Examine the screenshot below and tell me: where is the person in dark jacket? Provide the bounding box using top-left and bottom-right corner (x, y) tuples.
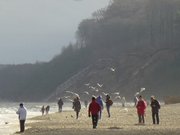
(72, 96), (81, 119)
(105, 95), (113, 117)
(41, 105), (45, 115)
(45, 105), (50, 114)
(89, 96), (101, 129)
(57, 98), (63, 112)
(150, 96), (161, 124)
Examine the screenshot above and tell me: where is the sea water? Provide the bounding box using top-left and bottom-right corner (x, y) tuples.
(0, 102), (74, 135)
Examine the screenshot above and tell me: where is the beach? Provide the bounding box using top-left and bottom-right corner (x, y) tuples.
(0, 102), (61, 135)
(16, 103), (180, 135)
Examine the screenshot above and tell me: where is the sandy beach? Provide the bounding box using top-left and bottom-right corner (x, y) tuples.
(14, 103), (180, 135)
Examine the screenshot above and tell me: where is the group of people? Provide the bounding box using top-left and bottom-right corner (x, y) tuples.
(88, 94), (160, 129)
(41, 105), (50, 115)
(15, 94), (160, 132)
(136, 95), (161, 125)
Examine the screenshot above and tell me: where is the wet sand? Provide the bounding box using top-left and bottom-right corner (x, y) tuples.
(14, 104), (180, 135)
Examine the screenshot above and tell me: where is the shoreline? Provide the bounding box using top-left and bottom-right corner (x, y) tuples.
(14, 103), (180, 135)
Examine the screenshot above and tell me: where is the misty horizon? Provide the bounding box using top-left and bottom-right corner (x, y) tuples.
(0, 0), (110, 65)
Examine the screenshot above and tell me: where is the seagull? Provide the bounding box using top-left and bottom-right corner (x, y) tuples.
(102, 92), (109, 96)
(114, 96), (121, 99)
(83, 91), (89, 95)
(65, 91), (74, 95)
(68, 99), (73, 102)
(113, 92), (120, 95)
(74, 93), (80, 98)
(110, 67), (116, 72)
(89, 86), (96, 90)
(134, 92), (139, 96)
(95, 89), (99, 92)
(63, 96), (71, 99)
(84, 83), (90, 86)
(65, 91), (79, 98)
(97, 83), (103, 88)
(140, 88), (145, 93)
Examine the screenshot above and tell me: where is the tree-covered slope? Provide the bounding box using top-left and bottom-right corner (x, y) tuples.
(0, 0), (180, 101)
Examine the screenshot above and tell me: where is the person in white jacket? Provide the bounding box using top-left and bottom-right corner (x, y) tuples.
(16, 103), (27, 132)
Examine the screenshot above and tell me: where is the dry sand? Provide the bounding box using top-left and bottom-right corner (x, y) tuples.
(14, 104), (180, 135)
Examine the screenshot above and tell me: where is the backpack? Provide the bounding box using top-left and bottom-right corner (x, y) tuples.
(108, 100), (113, 106)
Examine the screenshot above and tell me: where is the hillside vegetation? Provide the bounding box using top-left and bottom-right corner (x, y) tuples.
(0, 0), (180, 101)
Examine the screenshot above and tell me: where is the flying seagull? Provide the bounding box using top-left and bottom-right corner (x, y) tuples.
(102, 92), (109, 96)
(110, 67), (116, 72)
(140, 88), (145, 93)
(84, 83), (90, 86)
(97, 83), (103, 88)
(114, 96), (121, 99)
(83, 91), (89, 95)
(65, 91), (79, 98)
(113, 92), (120, 95)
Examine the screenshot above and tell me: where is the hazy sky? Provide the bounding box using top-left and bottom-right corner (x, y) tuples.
(0, 0), (110, 64)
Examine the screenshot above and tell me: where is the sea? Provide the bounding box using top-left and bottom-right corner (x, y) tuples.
(0, 102), (74, 135)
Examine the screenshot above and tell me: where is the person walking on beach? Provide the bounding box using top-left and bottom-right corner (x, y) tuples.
(57, 98), (64, 112)
(41, 105), (45, 115)
(150, 96), (161, 124)
(89, 96), (101, 129)
(45, 105), (50, 114)
(96, 95), (104, 119)
(16, 103), (27, 133)
(72, 96), (81, 119)
(121, 96), (126, 107)
(105, 95), (113, 117)
(136, 95), (147, 124)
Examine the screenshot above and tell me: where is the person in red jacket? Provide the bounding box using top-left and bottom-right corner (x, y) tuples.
(136, 95), (147, 124)
(88, 96), (101, 129)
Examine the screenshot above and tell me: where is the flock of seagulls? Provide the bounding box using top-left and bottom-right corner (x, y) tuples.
(58, 66), (146, 104)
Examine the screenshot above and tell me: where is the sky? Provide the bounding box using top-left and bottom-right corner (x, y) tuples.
(0, 0), (110, 64)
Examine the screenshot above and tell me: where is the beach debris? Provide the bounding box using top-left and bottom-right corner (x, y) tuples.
(108, 127), (123, 130)
(120, 108), (128, 112)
